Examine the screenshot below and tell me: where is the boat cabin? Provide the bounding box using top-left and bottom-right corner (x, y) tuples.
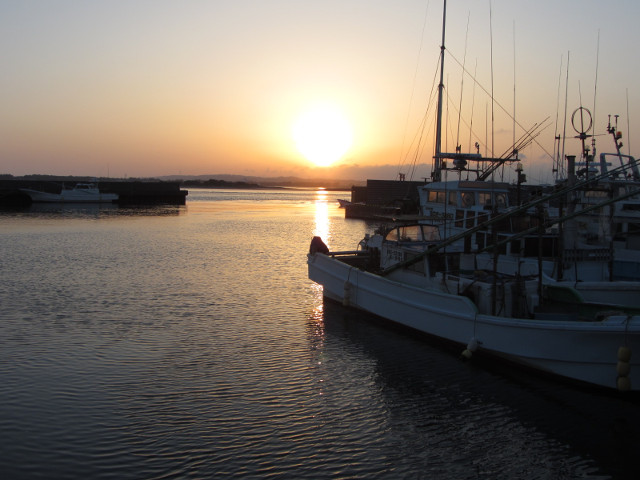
(418, 180), (511, 228)
(418, 180), (544, 240)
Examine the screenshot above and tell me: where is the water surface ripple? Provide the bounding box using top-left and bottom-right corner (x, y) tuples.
(1, 189), (638, 479)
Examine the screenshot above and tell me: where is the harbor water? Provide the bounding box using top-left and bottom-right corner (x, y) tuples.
(1, 188), (639, 479)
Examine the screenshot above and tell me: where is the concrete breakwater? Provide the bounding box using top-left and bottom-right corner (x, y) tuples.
(0, 179), (188, 206)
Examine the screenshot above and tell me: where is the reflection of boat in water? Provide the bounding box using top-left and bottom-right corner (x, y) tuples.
(315, 298), (640, 478)
(20, 183), (118, 203)
(308, 1), (639, 392)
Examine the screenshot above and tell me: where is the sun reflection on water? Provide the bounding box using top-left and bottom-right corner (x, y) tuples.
(307, 283), (326, 396)
(309, 285), (325, 329)
(313, 189), (330, 248)
(309, 189), (329, 359)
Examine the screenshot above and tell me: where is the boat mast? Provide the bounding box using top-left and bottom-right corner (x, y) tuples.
(433, 0), (447, 182)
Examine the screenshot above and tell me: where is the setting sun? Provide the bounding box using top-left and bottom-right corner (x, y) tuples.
(292, 104), (353, 167)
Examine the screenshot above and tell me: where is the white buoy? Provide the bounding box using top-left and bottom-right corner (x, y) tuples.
(616, 346), (632, 392)
(617, 376), (631, 393)
(461, 338), (478, 359)
(617, 361), (631, 377)
(618, 346), (632, 363)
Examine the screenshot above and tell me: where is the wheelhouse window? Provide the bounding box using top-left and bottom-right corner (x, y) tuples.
(427, 190), (447, 203)
(385, 225), (441, 242)
(385, 229), (399, 242)
(479, 192), (491, 206)
(585, 190), (608, 198)
(478, 192), (507, 208)
(461, 192), (475, 207)
(398, 225), (421, 241)
(422, 225), (440, 241)
(465, 212), (475, 228)
(628, 223), (640, 234)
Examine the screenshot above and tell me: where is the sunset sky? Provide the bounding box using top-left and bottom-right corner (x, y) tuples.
(1, 1), (638, 183)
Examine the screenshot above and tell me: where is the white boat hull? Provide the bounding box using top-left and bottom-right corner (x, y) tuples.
(308, 252), (640, 391)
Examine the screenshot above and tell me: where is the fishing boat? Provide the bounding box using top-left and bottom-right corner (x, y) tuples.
(20, 182), (118, 203)
(414, 152), (640, 306)
(307, 1), (639, 392)
(556, 111), (640, 280)
(311, 168), (640, 392)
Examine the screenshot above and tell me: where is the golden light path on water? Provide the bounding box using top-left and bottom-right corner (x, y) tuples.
(311, 188), (330, 319)
(313, 189), (329, 247)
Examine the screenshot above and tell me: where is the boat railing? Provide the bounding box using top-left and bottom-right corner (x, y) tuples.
(600, 152), (640, 180)
(324, 249), (372, 269)
(327, 250), (364, 256)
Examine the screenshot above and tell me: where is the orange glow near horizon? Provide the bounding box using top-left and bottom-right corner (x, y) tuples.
(2, 2), (638, 185)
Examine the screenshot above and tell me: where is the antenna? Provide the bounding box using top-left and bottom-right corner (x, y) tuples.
(627, 88), (631, 156)
(553, 54), (564, 181)
(489, 0), (495, 158)
(592, 30), (600, 161)
(485, 103), (488, 157)
(433, 0), (447, 182)
(468, 58), (478, 154)
(397, 0), (431, 181)
(456, 11), (470, 151)
(513, 19), (516, 152)
(561, 51), (570, 177)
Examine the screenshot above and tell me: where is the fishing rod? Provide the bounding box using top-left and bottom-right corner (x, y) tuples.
(477, 119), (550, 181)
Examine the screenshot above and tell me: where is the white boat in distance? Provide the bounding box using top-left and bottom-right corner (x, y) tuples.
(307, 1), (639, 392)
(21, 183), (118, 203)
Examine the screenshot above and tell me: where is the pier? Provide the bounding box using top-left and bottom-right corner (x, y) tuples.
(344, 179), (424, 219)
(0, 179), (188, 206)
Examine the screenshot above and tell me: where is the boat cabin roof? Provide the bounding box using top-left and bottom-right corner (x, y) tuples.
(421, 180), (510, 192)
(419, 180), (511, 211)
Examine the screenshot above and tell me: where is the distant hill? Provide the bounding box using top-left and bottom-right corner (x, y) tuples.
(159, 174), (361, 189)
(0, 173), (359, 189)
(3, 162), (434, 189)
(156, 163), (436, 188)
(181, 178), (267, 189)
